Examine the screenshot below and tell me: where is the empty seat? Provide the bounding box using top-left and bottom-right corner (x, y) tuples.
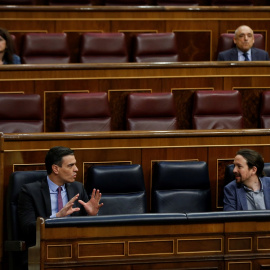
(260, 91), (270, 128)
(5, 170), (47, 270)
(133, 33), (179, 62)
(192, 90), (243, 129)
(80, 33), (128, 63)
(217, 33), (265, 56)
(126, 92), (177, 131)
(212, 0), (253, 5)
(60, 92), (111, 132)
(21, 33), (71, 64)
(48, 0), (91, 4)
(0, 94), (43, 133)
(152, 161), (211, 213)
(85, 164), (147, 215)
(157, 0), (199, 5)
(104, 0), (147, 5)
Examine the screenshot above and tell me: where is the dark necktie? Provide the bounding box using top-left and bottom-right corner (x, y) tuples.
(243, 52), (249, 61)
(57, 186), (63, 211)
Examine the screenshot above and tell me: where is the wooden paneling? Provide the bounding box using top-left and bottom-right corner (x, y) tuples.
(28, 216), (270, 269)
(1, 63), (270, 131)
(1, 6), (270, 61)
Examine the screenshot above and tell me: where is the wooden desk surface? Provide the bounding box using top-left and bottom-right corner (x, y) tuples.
(28, 213), (270, 270)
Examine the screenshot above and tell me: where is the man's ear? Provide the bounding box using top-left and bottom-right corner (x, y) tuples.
(233, 37), (237, 44)
(252, 166), (257, 175)
(52, 164), (59, 174)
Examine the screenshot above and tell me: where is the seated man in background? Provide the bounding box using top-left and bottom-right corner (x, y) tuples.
(217, 25), (270, 61)
(17, 146), (103, 270)
(223, 148), (270, 211)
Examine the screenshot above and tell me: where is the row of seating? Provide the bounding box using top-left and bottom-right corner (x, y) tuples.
(0, 0), (255, 6)
(5, 160), (249, 269)
(2, 90), (270, 133)
(11, 32), (265, 64)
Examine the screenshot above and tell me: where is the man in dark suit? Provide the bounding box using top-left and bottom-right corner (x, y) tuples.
(223, 149), (270, 211)
(217, 25), (270, 61)
(17, 146), (103, 269)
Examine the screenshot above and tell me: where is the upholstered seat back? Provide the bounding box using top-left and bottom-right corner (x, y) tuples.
(86, 164), (147, 215)
(0, 94), (43, 133)
(152, 161), (211, 213)
(133, 33), (179, 62)
(217, 33), (265, 55)
(260, 91), (270, 128)
(7, 171), (47, 241)
(192, 90), (243, 129)
(60, 92), (111, 132)
(126, 93), (177, 130)
(80, 33), (128, 63)
(21, 33), (71, 64)
(6, 170), (47, 270)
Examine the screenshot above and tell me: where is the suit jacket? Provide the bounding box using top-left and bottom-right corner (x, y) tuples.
(17, 177), (89, 247)
(217, 47), (270, 61)
(223, 176), (270, 211)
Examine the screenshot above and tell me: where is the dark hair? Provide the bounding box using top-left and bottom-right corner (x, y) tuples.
(0, 27), (15, 64)
(45, 146), (74, 174)
(236, 148), (265, 177)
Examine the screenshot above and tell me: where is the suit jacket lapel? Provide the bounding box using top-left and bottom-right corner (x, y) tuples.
(237, 185), (248, 210)
(230, 48), (239, 61)
(66, 183), (76, 200)
(262, 178), (270, 209)
(41, 178), (52, 217)
(251, 48), (258, 61)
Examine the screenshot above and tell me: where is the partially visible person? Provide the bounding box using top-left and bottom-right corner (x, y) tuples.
(217, 25), (270, 61)
(0, 27), (21, 64)
(223, 148), (270, 211)
(17, 146), (103, 270)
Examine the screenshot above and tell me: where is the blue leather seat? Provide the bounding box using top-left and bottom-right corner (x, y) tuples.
(86, 164), (147, 215)
(151, 161), (211, 213)
(5, 170), (47, 270)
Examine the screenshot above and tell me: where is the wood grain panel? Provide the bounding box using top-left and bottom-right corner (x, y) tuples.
(78, 242), (125, 257)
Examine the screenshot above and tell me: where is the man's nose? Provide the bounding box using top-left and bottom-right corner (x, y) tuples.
(74, 165), (78, 171)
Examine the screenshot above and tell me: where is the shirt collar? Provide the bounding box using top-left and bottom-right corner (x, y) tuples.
(243, 177), (263, 192)
(47, 176), (66, 192)
(237, 48), (252, 61)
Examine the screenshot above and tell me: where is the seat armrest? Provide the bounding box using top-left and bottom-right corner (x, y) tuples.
(4, 240), (26, 252)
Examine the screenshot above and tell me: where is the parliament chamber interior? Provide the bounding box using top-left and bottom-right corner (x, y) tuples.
(2, 1), (270, 270)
